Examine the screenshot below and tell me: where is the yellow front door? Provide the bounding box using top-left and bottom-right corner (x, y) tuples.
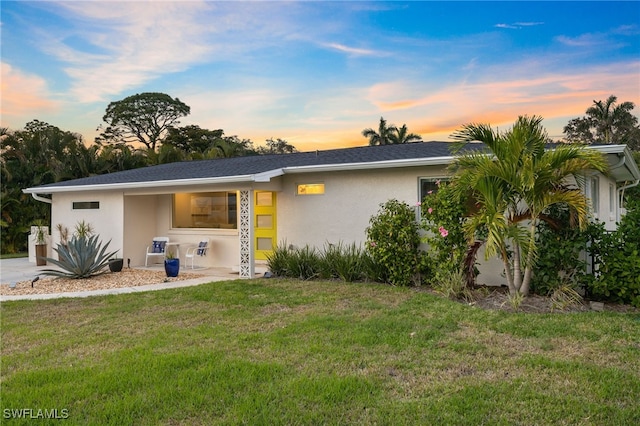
(254, 191), (277, 260)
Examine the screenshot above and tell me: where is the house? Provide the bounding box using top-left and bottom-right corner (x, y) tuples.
(24, 142), (640, 285)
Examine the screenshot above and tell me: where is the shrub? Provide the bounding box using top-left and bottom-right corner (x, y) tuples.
(42, 235), (118, 279)
(420, 181), (470, 286)
(588, 199), (640, 307)
(268, 241), (379, 284)
(366, 199), (422, 286)
(432, 267), (473, 302)
(286, 245), (321, 280)
(266, 242), (291, 277)
(531, 205), (595, 296)
(319, 242), (368, 282)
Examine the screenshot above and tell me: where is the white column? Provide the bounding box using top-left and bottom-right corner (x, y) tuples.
(239, 190), (255, 278)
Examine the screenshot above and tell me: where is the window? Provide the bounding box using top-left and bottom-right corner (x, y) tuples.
(172, 192), (237, 229)
(73, 201), (99, 209)
(297, 183), (325, 195)
(609, 183), (615, 217)
(419, 177), (447, 202)
(589, 176), (599, 215)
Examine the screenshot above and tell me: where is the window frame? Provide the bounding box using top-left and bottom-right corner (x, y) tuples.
(296, 182), (325, 196)
(589, 176), (600, 217)
(171, 191), (238, 230)
(72, 201), (100, 210)
(418, 177), (449, 221)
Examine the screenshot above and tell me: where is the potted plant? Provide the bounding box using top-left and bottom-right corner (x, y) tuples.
(74, 220), (94, 238)
(164, 250), (180, 277)
(109, 253), (124, 273)
(34, 224), (47, 266)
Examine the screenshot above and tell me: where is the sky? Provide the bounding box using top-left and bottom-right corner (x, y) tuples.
(2, 1), (639, 151)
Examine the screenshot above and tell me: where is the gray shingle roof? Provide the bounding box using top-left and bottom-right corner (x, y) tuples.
(33, 141), (468, 189)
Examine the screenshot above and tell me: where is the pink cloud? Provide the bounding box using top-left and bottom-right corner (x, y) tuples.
(0, 63), (58, 122)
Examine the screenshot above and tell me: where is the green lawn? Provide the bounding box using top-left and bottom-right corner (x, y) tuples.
(2, 279), (639, 425)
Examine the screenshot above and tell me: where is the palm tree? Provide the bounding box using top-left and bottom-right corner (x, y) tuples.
(389, 124), (421, 144)
(451, 115), (609, 296)
(586, 95), (636, 143)
(362, 117), (397, 146)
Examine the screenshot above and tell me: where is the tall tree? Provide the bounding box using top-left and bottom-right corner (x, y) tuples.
(362, 117), (398, 146)
(451, 115), (609, 296)
(389, 124), (421, 144)
(97, 92), (190, 150)
(564, 95), (639, 149)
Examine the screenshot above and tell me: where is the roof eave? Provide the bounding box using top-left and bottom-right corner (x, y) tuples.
(590, 145), (640, 181)
(23, 175), (256, 195)
(281, 156), (454, 174)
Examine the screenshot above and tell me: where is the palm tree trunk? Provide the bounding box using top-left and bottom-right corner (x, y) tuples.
(520, 223), (538, 296)
(512, 240), (523, 293)
(500, 246), (516, 294)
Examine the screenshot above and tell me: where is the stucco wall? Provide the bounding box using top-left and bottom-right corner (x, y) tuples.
(123, 195), (158, 266)
(277, 166), (445, 248)
(50, 191), (124, 257)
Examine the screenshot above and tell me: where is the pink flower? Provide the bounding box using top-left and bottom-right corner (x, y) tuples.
(415, 202), (422, 207)
(427, 190), (433, 195)
(428, 208), (433, 214)
(370, 241), (377, 247)
(435, 179), (441, 186)
(439, 226), (449, 238)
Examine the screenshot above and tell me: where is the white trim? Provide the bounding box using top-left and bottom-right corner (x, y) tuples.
(281, 157), (454, 175)
(24, 175), (255, 194)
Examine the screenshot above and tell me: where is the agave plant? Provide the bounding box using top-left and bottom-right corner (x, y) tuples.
(42, 235), (119, 279)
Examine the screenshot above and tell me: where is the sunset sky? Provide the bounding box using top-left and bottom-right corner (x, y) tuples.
(2, 1), (639, 151)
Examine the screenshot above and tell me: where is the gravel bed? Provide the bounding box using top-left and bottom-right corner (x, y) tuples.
(0, 269), (205, 296)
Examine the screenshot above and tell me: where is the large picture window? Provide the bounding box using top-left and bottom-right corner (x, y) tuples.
(173, 192), (237, 229)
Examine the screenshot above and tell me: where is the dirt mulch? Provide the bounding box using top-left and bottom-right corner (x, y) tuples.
(0, 269), (205, 296)
(465, 286), (639, 314)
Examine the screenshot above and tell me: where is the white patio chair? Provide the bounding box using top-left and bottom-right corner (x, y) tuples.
(185, 239), (209, 269)
(145, 236), (169, 266)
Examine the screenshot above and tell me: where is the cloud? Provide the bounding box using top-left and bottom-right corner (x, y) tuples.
(321, 42), (384, 57)
(555, 25), (638, 49)
(361, 60), (640, 142)
(38, 1), (217, 102)
(0, 62), (58, 122)
(495, 22), (544, 30)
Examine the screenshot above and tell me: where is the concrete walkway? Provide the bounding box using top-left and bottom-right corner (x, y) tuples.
(0, 258), (259, 302)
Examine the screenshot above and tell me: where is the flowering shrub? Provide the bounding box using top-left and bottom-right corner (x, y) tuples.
(365, 199), (423, 286)
(420, 181), (470, 286)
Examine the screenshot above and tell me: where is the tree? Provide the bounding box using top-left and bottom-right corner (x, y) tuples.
(564, 95), (640, 149)
(389, 124), (421, 144)
(97, 92), (190, 150)
(362, 117), (397, 146)
(1, 121), (99, 253)
(451, 115), (609, 296)
(163, 125), (224, 155)
(257, 138), (298, 154)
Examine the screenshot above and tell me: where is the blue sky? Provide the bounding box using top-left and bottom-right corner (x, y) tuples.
(2, 1), (639, 150)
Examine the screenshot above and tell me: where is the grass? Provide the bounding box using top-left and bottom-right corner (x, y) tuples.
(1, 279), (639, 425)
(0, 252), (27, 259)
